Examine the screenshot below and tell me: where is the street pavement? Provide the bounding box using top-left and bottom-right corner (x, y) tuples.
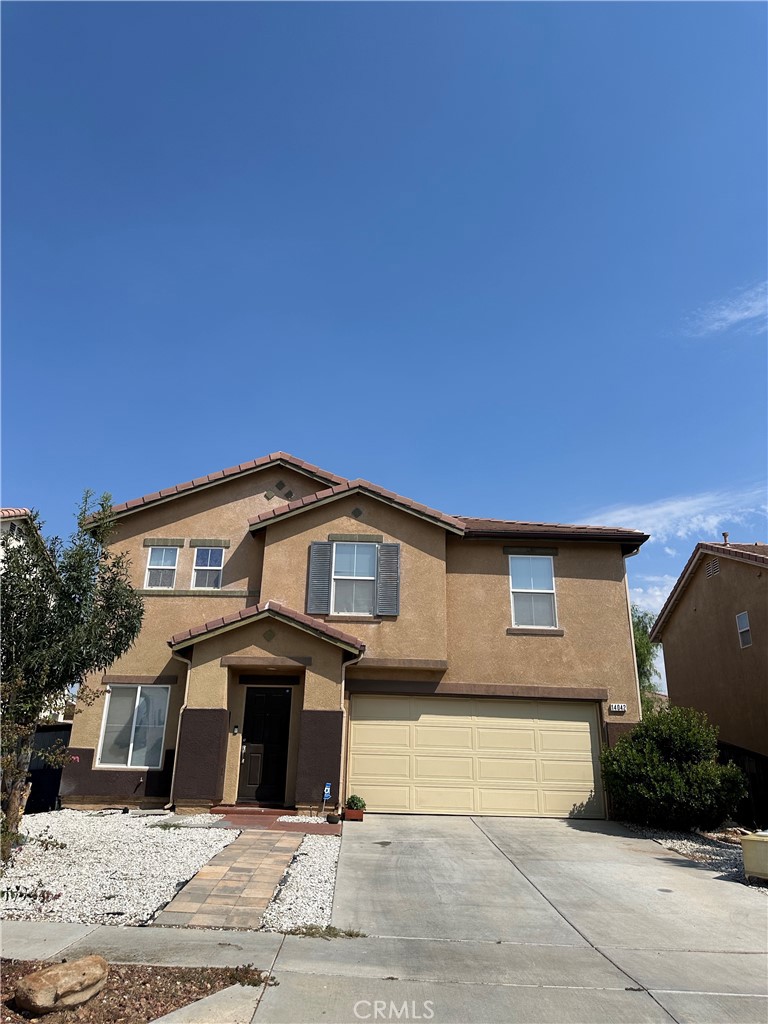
(3, 816), (766, 1023)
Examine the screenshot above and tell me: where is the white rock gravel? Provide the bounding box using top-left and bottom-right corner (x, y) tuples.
(624, 822), (768, 895)
(0, 809), (238, 926)
(275, 815), (335, 824)
(260, 835), (341, 932)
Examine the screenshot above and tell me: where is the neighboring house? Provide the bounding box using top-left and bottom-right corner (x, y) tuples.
(61, 453), (647, 819)
(650, 538), (768, 824)
(0, 506), (32, 544)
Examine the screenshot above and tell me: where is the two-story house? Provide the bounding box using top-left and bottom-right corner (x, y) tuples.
(62, 453), (647, 819)
(650, 537), (768, 825)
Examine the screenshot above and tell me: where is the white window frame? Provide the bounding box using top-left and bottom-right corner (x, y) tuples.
(144, 546), (178, 589)
(96, 684), (170, 770)
(736, 611), (752, 649)
(331, 542), (377, 616)
(509, 554), (558, 629)
(191, 547), (225, 590)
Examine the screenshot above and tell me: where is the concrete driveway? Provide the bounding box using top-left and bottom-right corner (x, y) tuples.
(254, 815), (768, 1024)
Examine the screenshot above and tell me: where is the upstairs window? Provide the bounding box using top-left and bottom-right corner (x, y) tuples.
(192, 547), (224, 589)
(736, 612), (752, 649)
(307, 540), (400, 617)
(98, 685), (169, 769)
(332, 542), (377, 615)
(145, 547), (178, 589)
(509, 555), (558, 628)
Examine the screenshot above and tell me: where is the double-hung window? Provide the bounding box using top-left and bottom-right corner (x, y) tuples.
(509, 555), (558, 628)
(192, 547), (224, 589)
(736, 612), (752, 649)
(307, 539), (400, 617)
(145, 547), (178, 589)
(98, 685), (169, 769)
(331, 543), (377, 615)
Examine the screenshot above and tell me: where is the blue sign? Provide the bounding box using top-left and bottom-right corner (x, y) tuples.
(323, 782), (332, 801)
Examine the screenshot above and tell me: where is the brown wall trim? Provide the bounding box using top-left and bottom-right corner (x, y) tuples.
(60, 749), (174, 801)
(506, 627), (565, 637)
(328, 534), (384, 543)
(294, 710), (343, 808)
(190, 538), (232, 548)
(605, 722), (637, 747)
(173, 709), (229, 803)
(347, 680), (609, 701)
(136, 589), (259, 598)
(349, 659), (449, 673)
(503, 545), (559, 556)
(143, 538), (185, 547)
(237, 674), (302, 685)
(103, 674), (179, 685)
(221, 656), (311, 668)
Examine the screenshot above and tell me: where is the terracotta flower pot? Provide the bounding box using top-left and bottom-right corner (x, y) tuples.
(344, 808), (364, 821)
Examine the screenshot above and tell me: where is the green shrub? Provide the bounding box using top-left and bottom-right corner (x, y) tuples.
(346, 794), (366, 810)
(600, 706), (747, 830)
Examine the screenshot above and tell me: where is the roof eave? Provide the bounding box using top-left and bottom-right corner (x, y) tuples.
(168, 608), (364, 656)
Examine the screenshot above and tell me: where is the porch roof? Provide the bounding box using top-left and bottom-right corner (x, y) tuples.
(168, 600), (365, 655)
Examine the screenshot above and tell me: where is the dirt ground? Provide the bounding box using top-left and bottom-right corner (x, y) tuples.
(1, 959), (273, 1024)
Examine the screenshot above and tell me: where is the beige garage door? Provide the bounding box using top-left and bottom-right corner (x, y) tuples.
(347, 695), (605, 818)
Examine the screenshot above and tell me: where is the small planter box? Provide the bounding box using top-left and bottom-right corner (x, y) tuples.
(741, 834), (768, 882)
(344, 809), (364, 821)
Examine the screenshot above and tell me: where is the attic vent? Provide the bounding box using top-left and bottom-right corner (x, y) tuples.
(705, 558), (720, 578)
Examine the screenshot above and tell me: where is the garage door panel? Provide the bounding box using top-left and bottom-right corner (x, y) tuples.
(348, 695), (604, 818)
(349, 753), (411, 780)
(414, 726), (473, 750)
(414, 787), (475, 812)
(539, 759), (596, 784)
(350, 723), (411, 748)
(475, 727), (536, 752)
(476, 757), (538, 782)
(477, 788), (540, 814)
(413, 755), (474, 781)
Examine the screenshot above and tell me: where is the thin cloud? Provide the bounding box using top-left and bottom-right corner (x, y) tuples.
(663, 546), (678, 557)
(630, 575), (678, 616)
(586, 485), (767, 543)
(684, 281), (767, 337)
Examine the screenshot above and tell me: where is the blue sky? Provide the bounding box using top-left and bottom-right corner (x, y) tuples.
(3, 3), (766, 678)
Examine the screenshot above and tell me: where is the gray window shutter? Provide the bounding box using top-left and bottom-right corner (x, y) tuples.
(375, 543), (400, 616)
(307, 542), (332, 614)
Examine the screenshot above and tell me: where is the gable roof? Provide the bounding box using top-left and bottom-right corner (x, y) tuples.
(249, 479), (466, 534)
(111, 453), (347, 520)
(650, 541), (768, 641)
(168, 600), (365, 655)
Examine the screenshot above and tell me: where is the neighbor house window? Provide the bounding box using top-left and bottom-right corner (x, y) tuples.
(145, 547), (178, 589)
(509, 555), (557, 628)
(97, 685), (169, 769)
(192, 547), (224, 589)
(332, 542), (377, 615)
(736, 612), (752, 649)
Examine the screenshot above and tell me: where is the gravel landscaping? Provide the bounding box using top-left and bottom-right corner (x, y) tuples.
(276, 815), (336, 825)
(0, 810), (239, 926)
(261, 835), (341, 932)
(624, 822), (768, 894)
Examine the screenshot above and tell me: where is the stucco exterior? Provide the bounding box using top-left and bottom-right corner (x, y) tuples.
(63, 453), (646, 816)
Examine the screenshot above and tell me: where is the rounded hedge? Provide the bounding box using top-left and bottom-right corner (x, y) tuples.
(600, 706), (746, 830)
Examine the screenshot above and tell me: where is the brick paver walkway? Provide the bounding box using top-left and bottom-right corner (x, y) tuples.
(152, 830), (303, 930)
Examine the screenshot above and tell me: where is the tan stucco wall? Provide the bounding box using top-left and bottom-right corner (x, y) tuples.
(661, 556), (768, 756)
(259, 495), (449, 661)
(444, 538), (641, 723)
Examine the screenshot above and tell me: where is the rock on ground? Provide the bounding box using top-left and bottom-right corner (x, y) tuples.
(15, 955), (109, 1014)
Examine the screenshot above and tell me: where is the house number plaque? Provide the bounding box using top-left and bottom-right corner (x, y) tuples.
(609, 703), (628, 713)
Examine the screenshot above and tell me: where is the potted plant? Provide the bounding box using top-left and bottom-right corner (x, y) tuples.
(344, 795), (366, 821)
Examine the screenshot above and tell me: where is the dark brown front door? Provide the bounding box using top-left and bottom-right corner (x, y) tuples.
(238, 687), (292, 804)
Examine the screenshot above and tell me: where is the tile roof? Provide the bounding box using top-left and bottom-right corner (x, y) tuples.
(111, 453), (347, 518)
(168, 600), (365, 653)
(456, 517), (649, 545)
(249, 479), (466, 533)
(1, 508), (31, 519)
(650, 541), (768, 641)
